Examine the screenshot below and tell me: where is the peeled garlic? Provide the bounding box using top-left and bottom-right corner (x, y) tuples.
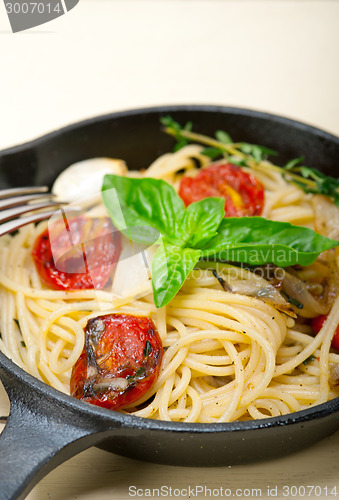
(52, 158), (127, 202)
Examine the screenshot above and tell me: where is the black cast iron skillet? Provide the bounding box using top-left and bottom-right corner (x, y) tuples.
(0, 105), (339, 500)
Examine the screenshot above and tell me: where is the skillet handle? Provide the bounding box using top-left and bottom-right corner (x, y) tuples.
(0, 372), (114, 500)
(0, 402), (90, 500)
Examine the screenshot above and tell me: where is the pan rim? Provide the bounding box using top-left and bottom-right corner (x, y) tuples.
(0, 104), (339, 435)
(0, 104), (339, 157)
(1, 348), (339, 433)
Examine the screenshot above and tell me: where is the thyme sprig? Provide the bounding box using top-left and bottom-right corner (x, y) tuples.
(160, 116), (339, 206)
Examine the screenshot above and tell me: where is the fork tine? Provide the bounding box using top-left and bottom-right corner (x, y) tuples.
(0, 201), (64, 224)
(0, 185), (85, 238)
(0, 186), (49, 200)
(0, 193), (55, 211)
(0, 209), (59, 238)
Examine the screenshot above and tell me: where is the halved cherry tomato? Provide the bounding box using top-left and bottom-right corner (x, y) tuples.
(70, 314), (163, 410)
(32, 216), (121, 290)
(179, 162), (264, 217)
(311, 314), (339, 350)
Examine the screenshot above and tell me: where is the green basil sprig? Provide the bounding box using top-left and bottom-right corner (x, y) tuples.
(161, 116), (339, 206)
(102, 175), (339, 308)
(283, 157), (339, 206)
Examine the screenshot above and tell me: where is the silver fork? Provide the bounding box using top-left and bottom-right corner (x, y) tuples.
(0, 186), (63, 237)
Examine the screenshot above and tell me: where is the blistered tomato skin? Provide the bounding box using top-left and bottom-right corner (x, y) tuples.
(312, 315), (339, 351)
(32, 216), (121, 290)
(70, 314), (163, 410)
(179, 162), (265, 217)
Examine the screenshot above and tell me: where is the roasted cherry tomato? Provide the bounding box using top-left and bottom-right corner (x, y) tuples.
(32, 216), (121, 290)
(312, 314), (339, 350)
(179, 162), (264, 217)
(70, 314), (163, 410)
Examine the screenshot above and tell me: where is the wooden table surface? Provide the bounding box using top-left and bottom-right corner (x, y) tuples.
(0, 1), (338, 498)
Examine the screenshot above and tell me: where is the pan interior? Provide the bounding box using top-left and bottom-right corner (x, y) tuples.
(0, 105), (339, 465)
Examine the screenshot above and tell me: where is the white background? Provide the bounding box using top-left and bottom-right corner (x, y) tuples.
(0, 0), (339, 150)
(0, 1), (338, 499)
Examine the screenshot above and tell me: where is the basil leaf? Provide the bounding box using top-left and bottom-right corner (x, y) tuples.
(201, 217), (339, 267)
(300, 167), (339, 207)
(201, 147), (223, 159)
(282, 159), (339, 206)
(160, 116), (193, 152)
(239, 143), (278, 161)
(175, 197), (225, 248)
(173, 138), (189, 152)
(102, 175), (185, 244)
(215, 130), (233, 144)
(152, 242), (201, 308)
(228, 156), (248, 167)
(284, 156), (305, 170)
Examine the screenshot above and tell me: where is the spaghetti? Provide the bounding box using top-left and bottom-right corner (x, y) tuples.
(0, 142), (339, 423)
